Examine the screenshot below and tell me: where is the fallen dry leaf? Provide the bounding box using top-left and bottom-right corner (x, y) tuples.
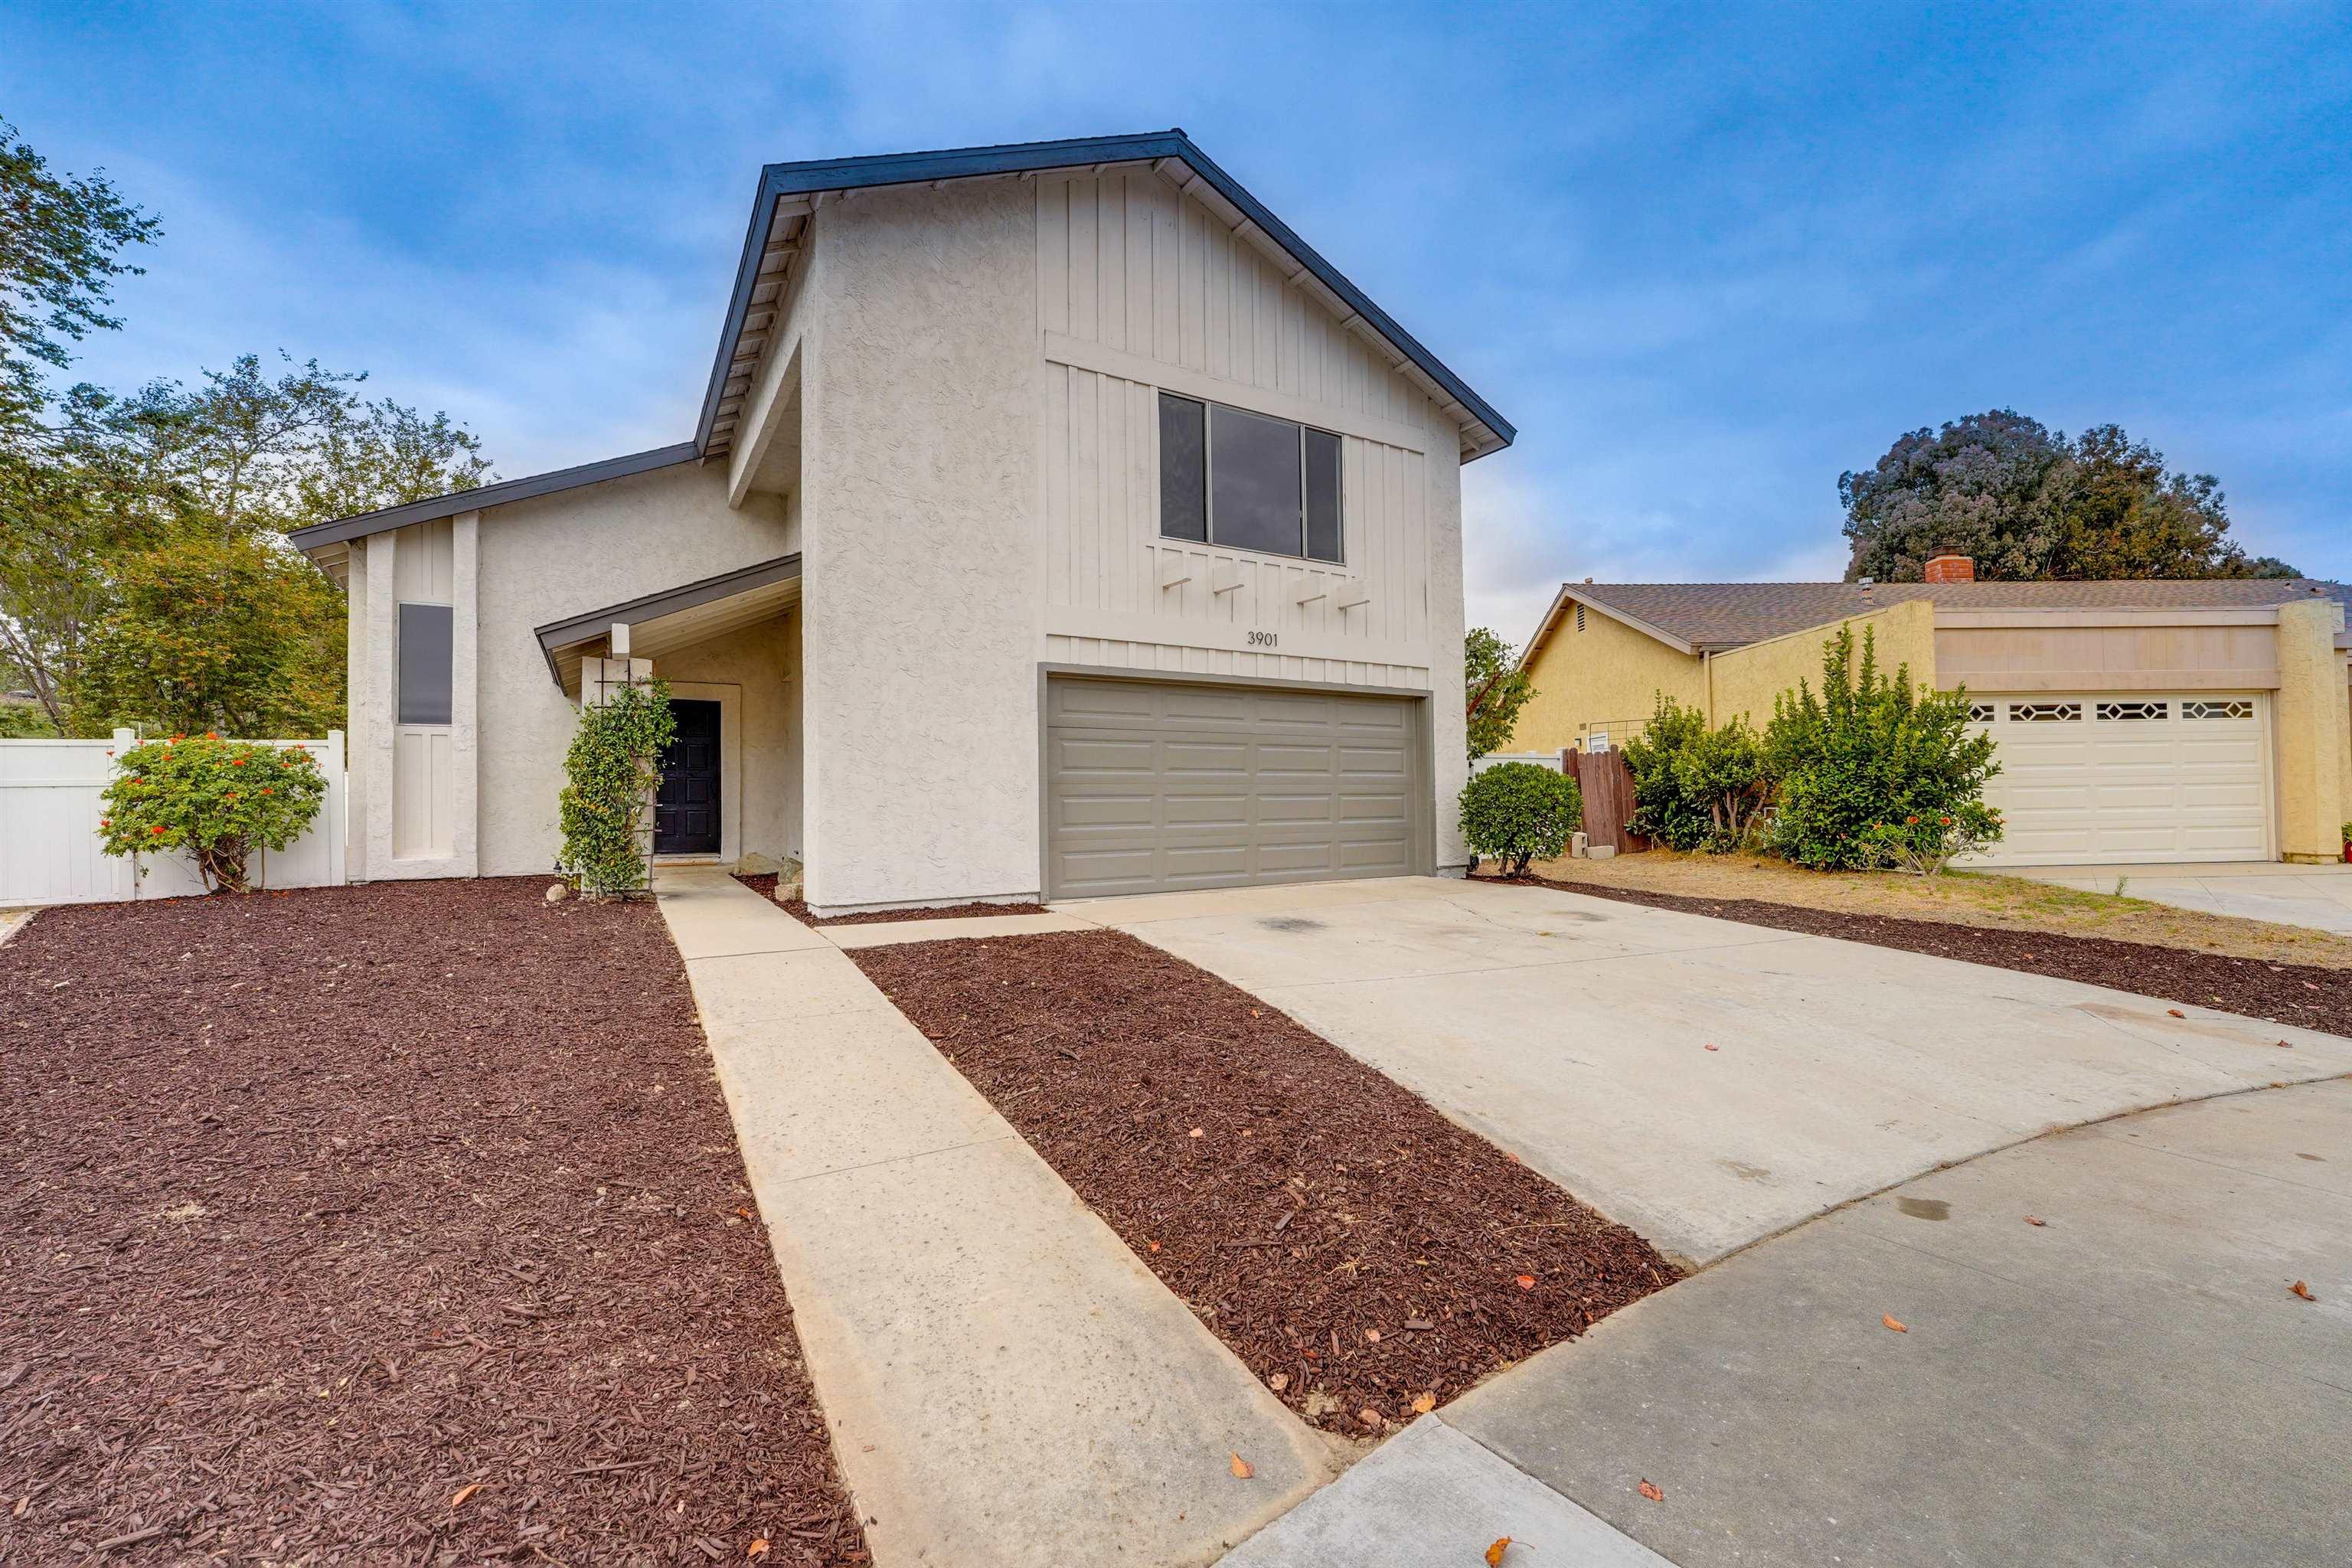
(2024, 1216), (2047, 1227)
(1230, 1452), (1254, 1480)
(1364, 1328), (1381, 1343)
(748, 1540), (771, 1560)
(1358, 1407), (1383, 1429)
(450, 1482), (483, 1508)
(735, 1207), (753, 1219)
(1883, 1313), (1908, 1333)
(1147, 1240), (1161, 1253)
(1485, 1537), (1514, 1566)
(2277, 1040), (2293, 1049)
(1638, 1478), (1664, 1502)
(1704, 1043), (1719, 1052)
(2167, 1008), (2187, 1019)
(1188, 1127), (1204, 1138)
(2290, 1280), (2317, 1302)
(1269, 1373), (1289, 1392)
(1412, 1392), (1437, 1415)
(1514, 1274), (1537, 1290)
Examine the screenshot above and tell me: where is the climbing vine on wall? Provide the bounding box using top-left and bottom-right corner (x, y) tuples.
(556, 678), (675, 897)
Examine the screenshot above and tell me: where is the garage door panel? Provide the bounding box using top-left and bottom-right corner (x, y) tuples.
(1045, 676), (1425, 898)
(1977, 692), (2270, 867)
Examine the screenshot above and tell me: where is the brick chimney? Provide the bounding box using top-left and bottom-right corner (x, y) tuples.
(1924, 551), (1975, 583)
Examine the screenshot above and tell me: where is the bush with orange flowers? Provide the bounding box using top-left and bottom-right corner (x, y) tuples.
(95, 735), (328, 893)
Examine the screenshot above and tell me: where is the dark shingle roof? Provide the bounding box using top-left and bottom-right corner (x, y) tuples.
(1561, 578), (2352, 652)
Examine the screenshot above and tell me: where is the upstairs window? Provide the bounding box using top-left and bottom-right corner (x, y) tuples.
(1158, 391), (1343, 564)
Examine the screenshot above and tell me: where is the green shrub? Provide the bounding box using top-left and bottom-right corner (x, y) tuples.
(96, 733), (329, 893)
(1857, 802), (2005, 875)
(557, 680), (675, 897)
(1461, 762), (1583, 875)
(1622, 695), (1769, 851)
(1763, 625), (2001, 871)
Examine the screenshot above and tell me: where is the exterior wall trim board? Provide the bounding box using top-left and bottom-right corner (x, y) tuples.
(531, 554), (802, 685)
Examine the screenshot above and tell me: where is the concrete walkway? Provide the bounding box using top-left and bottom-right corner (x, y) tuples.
(2010, 859), (2352, 936)
(1227, 1080), (2352, 1566)
(652, 867), (1332, 1567)
(1078, 876), (2352, 1266)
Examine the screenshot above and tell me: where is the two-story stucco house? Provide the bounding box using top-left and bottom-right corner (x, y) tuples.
(289, 132), (1513, 913)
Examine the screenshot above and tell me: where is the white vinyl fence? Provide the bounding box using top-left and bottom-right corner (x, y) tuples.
(0, 730), (345, 906)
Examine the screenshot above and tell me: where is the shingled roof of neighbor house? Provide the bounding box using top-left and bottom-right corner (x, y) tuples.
(1544, 577), (2352, 654)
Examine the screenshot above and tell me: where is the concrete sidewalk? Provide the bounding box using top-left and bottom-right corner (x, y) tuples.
(653, 867), (1333, 1567)
(1227, 1080), (2352, 1566)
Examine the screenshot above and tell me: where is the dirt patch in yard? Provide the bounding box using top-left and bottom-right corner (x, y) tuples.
(850, 929), (1679, 1434)
(1489, 872), (2350, 1040)
(732, 871), (1045, 926)
(1532, 849), (2352, 970)
(1, 880), (867, 1566)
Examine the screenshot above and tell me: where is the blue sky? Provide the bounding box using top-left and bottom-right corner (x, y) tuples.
(8, 2), (2347, 640)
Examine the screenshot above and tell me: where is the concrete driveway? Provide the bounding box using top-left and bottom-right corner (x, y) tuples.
(1071, 876), (2352, 1265)
(2011, 859), (2352, 936)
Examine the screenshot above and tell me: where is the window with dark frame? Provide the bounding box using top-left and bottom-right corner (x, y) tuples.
(397, 602), (454, 726)
(1157, 390), (1343, 564)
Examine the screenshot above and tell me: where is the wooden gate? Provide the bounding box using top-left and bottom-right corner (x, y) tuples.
(1566, 747), (1648, 854)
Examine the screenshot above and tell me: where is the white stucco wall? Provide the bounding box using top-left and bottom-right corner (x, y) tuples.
(798, 178), (1044, 910)
(471, 461), (796, 877)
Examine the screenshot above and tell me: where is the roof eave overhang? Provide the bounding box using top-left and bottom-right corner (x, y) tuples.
(691, 130), (1514, 466)
(286, 443), (699, 555)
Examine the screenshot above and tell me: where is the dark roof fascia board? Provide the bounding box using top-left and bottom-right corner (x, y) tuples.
(288, 443), (700, 552)
(532, 553), (802, 686)
(691, 130), (1514, 459)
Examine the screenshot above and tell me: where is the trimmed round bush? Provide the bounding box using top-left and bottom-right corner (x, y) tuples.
(1459, 762), (1583, 876)
(96, 733), (328, 893)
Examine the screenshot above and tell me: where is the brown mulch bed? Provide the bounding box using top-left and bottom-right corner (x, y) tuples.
(1485, 873), (2350, 1040)
(730, 871), (1046, 926)
(1, 881), (867, 1566)
(849, 929), (1679, 1434)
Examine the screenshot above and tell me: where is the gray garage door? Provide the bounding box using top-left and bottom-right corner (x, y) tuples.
(1045, 676), (1424, 900)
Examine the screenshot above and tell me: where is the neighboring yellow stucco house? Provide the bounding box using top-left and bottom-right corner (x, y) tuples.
(1508, 554), (2352, 867)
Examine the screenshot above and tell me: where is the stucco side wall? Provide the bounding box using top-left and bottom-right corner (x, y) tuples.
(2275, 600), (2351, 862)
(1709, 601), (1939, 728)
(799, 178), (1041, 910)
(472, 462), (793, 877)
(1508, 606), (1704, 754)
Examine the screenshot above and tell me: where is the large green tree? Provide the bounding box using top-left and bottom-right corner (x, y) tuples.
(1840, 410), (2298, 583)
(1465, 626), (1537, 761)
(0, 117), (160, 439)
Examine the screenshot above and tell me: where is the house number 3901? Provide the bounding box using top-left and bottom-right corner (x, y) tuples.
(1248, 630), (1279, 648)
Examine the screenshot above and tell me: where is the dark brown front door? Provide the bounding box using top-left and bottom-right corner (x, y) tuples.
(655, 700), (721, 856)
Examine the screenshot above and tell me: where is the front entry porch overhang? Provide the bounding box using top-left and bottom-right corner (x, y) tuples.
(533, 553), (802, 697)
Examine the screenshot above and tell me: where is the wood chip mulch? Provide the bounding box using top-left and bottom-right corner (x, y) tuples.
(0, 880), (868, 1566)
(1488, 872), (2350, 1040)
(848, 929), (1680, 1433)
(730, 872), (1046, 926)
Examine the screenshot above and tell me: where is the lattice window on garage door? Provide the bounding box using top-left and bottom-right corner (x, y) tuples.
(1968, 703), (1997, 723)
(2096, 700), (2169, 721)
(2008, 701), (2082, 722)
(2184, 699), (2255, 720)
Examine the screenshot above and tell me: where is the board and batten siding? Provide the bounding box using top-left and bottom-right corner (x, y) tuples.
(390, 516), (457, 861)
(1035, 169), (1445, 691)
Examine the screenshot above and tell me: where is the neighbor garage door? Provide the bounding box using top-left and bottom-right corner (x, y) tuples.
(1044, 676), (1423, 899)
(1973, 694), (2272, 866)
